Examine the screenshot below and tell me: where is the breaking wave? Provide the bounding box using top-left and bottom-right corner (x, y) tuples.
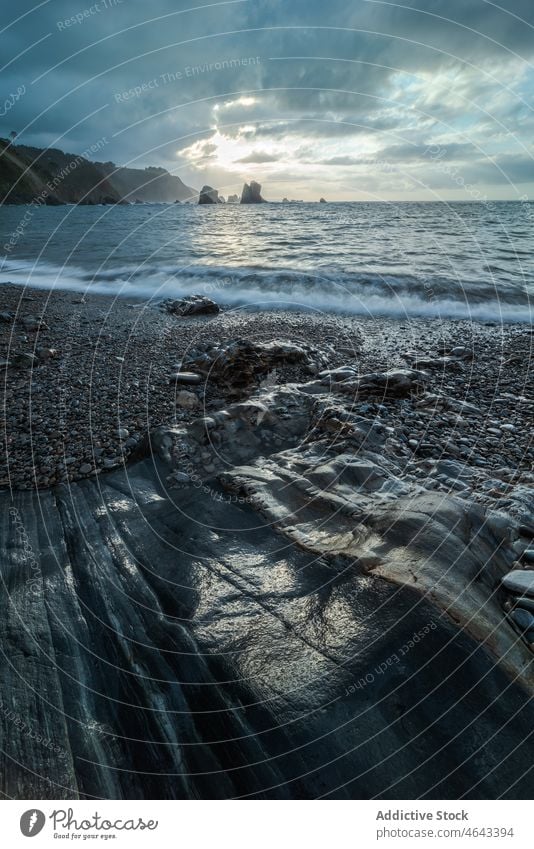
(1, 257), (532, 323)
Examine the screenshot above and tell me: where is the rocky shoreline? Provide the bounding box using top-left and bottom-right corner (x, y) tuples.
(1, 281), (534, 798)
(1, 283), (532, 493)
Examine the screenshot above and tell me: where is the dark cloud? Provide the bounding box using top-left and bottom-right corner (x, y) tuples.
(236, 150), (279, 163)
(321, 155), (360, 165)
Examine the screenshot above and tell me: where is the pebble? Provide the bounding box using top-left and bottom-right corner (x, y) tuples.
(36, 347), (56, 361)
(79, 463), (92, 474)
(502, 571), (534, 597)
(1, 290), (532, 501)
(170, 372), (202, 385)
(175, 390), (200, 410)
(171, 471), (190, 483)
(21, 315), (40, 331)
(13, 352), (38, 368)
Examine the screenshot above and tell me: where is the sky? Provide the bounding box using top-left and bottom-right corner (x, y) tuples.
(1, 0), (534, 201)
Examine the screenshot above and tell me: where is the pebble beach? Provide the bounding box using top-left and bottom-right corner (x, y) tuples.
(0, 282), (532, 496)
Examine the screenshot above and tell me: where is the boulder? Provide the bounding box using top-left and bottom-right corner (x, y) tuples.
(319, 197), (327, 203)
(240, 181), (265, 204)
(162, 295), (220, 317)
(198, 185), (219, 204)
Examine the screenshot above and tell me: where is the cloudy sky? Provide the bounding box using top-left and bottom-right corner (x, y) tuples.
(2, 0), (534, 200)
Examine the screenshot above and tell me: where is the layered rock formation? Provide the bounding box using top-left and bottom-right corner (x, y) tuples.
(240, 181), (266, 203)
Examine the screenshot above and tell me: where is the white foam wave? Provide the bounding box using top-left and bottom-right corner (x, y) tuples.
(1, 257), (532, 323)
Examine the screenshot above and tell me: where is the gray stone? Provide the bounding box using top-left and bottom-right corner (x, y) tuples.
(198, 185), (219, 204)
(36, 347), (57, 361)
(12, 352), (38, 369)
(319, 365), (358, 382)
(502, 570), (534, 597)
(511, 608), (534, 631)
(175, 390), (200, 410)
(240, 180), (266, 203)
(170, 372), (202, 385)
(171, 471), (190, 483)
(20, 315), (41, 331)
(339, 368), (428, 398)
(163, 295), (220, 316)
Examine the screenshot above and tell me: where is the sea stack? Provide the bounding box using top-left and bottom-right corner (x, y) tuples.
(199, 185), (219, 204)
(240, 181), (266, 203)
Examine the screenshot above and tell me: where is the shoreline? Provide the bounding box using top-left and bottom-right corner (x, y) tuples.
(1, 281), (533, 491)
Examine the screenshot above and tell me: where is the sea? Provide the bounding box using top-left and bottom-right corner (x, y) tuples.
(0, 200), (532, 322)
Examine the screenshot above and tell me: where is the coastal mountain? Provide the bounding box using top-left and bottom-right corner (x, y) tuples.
(0, 138), (197, 205)
(99, 162), (197, 204)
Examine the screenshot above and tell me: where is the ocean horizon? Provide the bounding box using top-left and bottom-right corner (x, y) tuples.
(1, 200), (532, 322)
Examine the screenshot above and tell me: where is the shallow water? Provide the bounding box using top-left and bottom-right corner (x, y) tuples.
(0, 200), (532, 321)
